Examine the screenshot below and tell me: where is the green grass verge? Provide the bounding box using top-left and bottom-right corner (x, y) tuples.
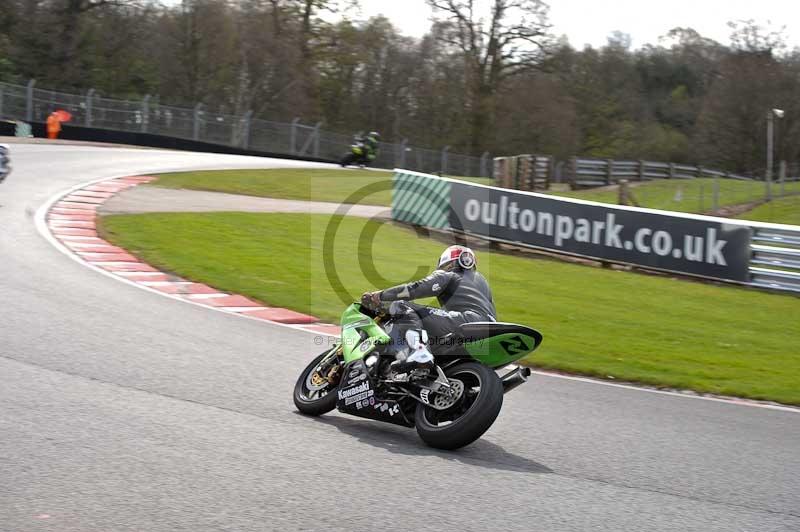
(551, 178), (800, 215)
(736, 195), (800, 225)
(151, 168), (493, 207)
(100, 212), (800, 405)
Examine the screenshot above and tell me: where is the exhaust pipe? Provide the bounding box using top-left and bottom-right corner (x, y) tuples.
(501, 366), (531, 393)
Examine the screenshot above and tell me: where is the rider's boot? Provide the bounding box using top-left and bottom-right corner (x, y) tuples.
(391, 329), (434, 375)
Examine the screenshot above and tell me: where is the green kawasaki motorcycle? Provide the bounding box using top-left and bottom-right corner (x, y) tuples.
(293, 302), (543, 450)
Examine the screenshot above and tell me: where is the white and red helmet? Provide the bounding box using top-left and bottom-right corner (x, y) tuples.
(437, 245), (477, 271)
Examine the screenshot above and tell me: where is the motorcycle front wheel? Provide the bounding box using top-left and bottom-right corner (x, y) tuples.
(414, 361), (503, 450)
(293, 349), (341, 416)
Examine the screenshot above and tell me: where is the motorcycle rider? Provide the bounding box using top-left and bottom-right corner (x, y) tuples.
(363, 131), (380, 162)
(342, 131), (380, 167)
(362, 245), (496, 373)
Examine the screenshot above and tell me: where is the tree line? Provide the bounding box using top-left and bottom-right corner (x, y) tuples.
(1, 0), (798, 174)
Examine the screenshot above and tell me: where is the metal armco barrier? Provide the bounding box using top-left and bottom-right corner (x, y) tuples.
(392, 170), (800, 292)
(567, 157), (755, 188)
(749, 227), (800, 293)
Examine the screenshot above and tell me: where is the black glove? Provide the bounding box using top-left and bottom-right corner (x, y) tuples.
(361, 291), (382, 311)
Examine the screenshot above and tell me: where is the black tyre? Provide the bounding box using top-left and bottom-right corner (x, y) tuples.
(414, 362), (503, 450)
(340, 152), (358, 167)
(293, 350), (341, 416)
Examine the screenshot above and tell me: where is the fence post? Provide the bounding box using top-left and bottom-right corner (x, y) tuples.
(193, 103), (203, 140)
(668, 162), (675, 179)
(618, 180), (629, 205)
(313, 122), (322, 157)
(85, 88), (95, 127)
(440, 145), (450, 175)
(779, 160), (787, 196)
(290, 117), (300, 155)
(699, 183), (705, 212)
(480, 151), (489, 177)
(712, 177), (719, 212)
(398, 138), (408, 168)
(241, 110), (253, 149)
(0, 85), (4, 118)
(568, 157), (578, 189)
(605, 158), (613, 185)
(766, 166), (772, 201)
(141, 95), (151, 133)
(26, 79), (36, 122)
(638, 159), (645, 181)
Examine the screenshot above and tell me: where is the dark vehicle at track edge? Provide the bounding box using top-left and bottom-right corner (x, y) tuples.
(0, 144), (11, 184)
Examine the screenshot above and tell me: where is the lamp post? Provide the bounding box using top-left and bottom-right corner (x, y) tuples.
(766, 108), (784, 199)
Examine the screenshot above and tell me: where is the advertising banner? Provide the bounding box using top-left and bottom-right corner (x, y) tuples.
(447, 182), (752, 282)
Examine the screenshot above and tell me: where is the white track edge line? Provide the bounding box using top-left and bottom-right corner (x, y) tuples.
(34, 171), (800, 414)
(34, 172), (330, 337)
(528, 370), (800, 413)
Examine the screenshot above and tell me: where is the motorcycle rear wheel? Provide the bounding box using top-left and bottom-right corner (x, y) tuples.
(340, 152), (358, 167)
(414, 361), (503, 450)
(293, 350), (340, 416)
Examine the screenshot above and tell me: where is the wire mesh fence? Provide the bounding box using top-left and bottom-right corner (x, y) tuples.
(0, 80), (492, 177)
(623, 176), (800, 215)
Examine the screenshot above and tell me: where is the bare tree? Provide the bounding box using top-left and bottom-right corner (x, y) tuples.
(427, 0), (551, 153)
(55, 0), (135, 86)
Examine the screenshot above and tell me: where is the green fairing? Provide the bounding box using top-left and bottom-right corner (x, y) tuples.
(464, 333), (539, 367)
(340, 304), (391, 363)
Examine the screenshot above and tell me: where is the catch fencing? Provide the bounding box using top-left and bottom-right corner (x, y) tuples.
(0, 80), (492, 177)
(392, 169), (800, 294)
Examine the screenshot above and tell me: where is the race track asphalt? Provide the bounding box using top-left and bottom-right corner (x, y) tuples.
(1, 143), (798, 532)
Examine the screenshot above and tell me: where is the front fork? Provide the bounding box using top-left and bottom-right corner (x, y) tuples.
(311, 346), (343, 388)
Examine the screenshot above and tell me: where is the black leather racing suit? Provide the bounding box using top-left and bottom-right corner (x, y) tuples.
(378, 268), (496, 355)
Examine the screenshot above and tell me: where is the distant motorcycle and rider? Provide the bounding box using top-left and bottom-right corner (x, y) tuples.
(340, 131), (380, 168)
